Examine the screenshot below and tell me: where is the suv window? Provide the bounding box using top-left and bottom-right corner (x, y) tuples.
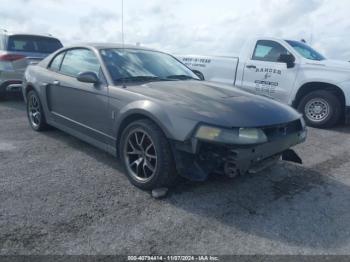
(252, 40), (290, 62)
(60, 49), (100, 78)
(7, 35), (63, 53)
(49, 52), (65, 71)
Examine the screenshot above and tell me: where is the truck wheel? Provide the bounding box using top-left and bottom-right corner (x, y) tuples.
(26, 90), (48, 131)
(120, 119), (178, 190)
(297, 90), (341, 128)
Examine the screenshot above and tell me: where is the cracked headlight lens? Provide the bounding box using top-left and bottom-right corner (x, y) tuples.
(195, 125), (267, 145)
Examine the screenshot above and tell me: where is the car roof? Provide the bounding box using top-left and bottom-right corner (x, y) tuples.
(39, 43), (167, 69)
(70, 43), (159, 52)
(0, 31), (59, 39)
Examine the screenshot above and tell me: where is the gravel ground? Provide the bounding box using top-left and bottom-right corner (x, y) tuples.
(1, 95), (350, 255)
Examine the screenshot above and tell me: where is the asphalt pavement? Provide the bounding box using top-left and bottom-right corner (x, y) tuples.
(1, 95), (350, 255)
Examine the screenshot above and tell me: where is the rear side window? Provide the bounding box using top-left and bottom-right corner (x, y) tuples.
(49, 52), (65, 71)
(252, 40), (290, 62)
(7, 35), (63, 53)
(60, 49), (100, 78)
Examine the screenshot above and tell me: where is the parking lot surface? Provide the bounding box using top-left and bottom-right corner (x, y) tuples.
(1, 95), (350, 255)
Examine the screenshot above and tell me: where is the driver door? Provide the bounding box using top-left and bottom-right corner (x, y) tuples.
(241, 40), (298, 104)
(47, 48), (110, 144)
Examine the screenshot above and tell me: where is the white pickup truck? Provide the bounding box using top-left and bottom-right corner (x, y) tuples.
(177, 37), (350, 128)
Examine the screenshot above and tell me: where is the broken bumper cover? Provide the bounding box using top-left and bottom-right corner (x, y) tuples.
(172, 125), (307, 181)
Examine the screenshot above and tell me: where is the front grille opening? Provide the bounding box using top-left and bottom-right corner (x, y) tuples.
(262, 120), (302, 140)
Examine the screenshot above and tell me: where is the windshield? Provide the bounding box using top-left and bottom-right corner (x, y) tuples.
(286, 40), (326, 61)
(100, 48), (199, 83)
(7, 35), (63, 53)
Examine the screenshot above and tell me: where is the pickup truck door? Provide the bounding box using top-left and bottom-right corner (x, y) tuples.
(241, 40), (298, 104)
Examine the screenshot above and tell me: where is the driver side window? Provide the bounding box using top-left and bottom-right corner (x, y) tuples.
(60, 49), (101, 78)
(252, 40), (290, 62)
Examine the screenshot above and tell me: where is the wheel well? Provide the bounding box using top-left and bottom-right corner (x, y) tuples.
(25, 84), (35, 97)
(293, 82), (345, 109)
(116, 113), (166, 149)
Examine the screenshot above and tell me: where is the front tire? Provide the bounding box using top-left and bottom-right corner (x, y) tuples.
(297, 90), (341, 128)
(119, 119), (178, 190)
(26, 90), (48, 131)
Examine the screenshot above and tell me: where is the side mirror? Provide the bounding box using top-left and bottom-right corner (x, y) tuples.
(192, 70), (205, 81)
(278, 54), (295, 69)
(77, 71), (99, 84)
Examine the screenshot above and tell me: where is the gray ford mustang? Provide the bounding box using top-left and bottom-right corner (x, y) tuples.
(22, 44), (307, 190)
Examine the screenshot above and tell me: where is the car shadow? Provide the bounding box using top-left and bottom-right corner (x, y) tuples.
(330, 124), (350, 134)
(41, 129), (125, 174)
(165, 162), (350, 250)
(0, 93), (25, 111)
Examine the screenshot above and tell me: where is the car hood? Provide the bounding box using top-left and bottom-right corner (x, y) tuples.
(125, 81), (301, 127)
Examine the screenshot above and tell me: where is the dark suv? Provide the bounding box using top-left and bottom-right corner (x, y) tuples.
(0, 30), (63, 98)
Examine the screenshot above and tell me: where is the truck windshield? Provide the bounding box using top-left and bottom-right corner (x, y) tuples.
(286, 40), (326, 61)
(100, 48), (199, 83)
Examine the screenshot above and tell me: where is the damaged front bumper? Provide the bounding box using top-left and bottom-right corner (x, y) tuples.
(172, 125), (307, 181)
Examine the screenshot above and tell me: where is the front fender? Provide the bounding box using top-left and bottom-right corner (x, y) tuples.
(114, 100), (198, 142)
(290, 79), (350, 107)
(337, 81), (350, 106)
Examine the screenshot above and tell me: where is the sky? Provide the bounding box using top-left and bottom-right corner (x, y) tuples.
(1, 0), (350, 60)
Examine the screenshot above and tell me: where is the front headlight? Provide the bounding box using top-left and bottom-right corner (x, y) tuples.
(195, 125), (268, 145)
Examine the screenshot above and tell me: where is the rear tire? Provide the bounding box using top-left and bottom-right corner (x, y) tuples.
(297, 90), (341, 128)
(119, 119), (178, 190)
(26, 90), (48, 131)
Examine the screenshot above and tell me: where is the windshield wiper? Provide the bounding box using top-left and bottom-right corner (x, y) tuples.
(114, 76), (168, 83)
(166, 75), (198, 80)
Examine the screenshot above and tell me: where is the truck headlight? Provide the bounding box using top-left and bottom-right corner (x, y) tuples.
(195, 125), (268, 145)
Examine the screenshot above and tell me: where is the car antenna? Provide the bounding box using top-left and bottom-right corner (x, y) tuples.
(121, 0), (126, 89)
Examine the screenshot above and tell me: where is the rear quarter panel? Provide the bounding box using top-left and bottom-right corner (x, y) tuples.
(23, 65), (50, 106)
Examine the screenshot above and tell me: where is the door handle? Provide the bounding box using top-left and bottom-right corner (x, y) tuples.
(52, 80), (60, 86)
(246, 65), (256, 69)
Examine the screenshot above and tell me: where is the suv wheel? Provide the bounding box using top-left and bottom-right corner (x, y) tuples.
(26, 90), (48, 131)
(120, 119), (178, 190)
(298, 90), (341, 128)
